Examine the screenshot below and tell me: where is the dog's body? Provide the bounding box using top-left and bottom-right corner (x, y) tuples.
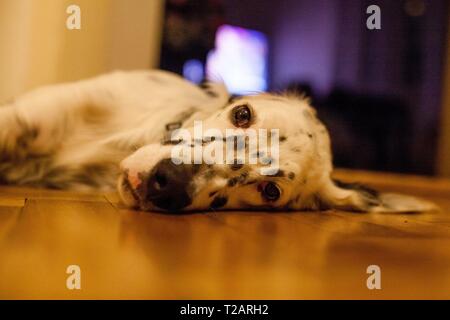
(0, 70), (221, 189)
(0, 70), (435, 213)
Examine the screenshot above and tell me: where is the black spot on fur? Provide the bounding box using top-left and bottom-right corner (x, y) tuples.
(333, 179), (379, 198)
(312, 193), (331, 211)
(0, 156), (52, 185)
(210, 196), (228, 209)
(199, 81), (219, 98)
(204, 169), (216, 180)
(161, 139), (183, 146)
(333, 179), (381, 210)
(228, 95), (242, 104)
(268, 170), (285, 177)
(203, 136), (218, 142)
(17, 126), (39, 149)
(227, 172), (248, 187)
(227, 177), (238, 187)
(280, 136), (287, 142)
(161, 110), (198, 147)
(165, 122), (182, 131)
(288, 172), (295, 180)
(230, 163), (244, 171)
(209, 190), (218, 197)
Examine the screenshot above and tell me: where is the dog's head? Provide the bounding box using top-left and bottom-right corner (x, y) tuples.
(118, 93), (435, 213)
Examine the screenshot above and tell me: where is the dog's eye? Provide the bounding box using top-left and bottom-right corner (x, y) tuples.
(259, 182), (281, 201)
(231, 104), (252, 128)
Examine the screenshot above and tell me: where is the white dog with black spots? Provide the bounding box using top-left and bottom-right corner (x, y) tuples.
(0, 70), (435, 212)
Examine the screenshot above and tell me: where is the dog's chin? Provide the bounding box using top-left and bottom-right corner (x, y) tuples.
(117, 174), (139, 209)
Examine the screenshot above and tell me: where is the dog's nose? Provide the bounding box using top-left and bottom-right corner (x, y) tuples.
(145, 159), (194, 211)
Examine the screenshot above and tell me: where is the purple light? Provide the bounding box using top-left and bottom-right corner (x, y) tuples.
(206, 25), (268, 94)
(183, 59), (204, 84)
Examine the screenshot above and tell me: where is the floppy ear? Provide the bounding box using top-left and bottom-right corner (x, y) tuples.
(316, 179), (437, 213)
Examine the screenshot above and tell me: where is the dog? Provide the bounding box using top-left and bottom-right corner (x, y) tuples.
(0, 70), (435, 213)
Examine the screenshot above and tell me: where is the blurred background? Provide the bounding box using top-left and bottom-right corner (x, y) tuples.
(0, 0), (448, 176)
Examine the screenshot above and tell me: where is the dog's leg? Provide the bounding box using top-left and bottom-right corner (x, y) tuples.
(0, 80), (101, 161)
(0, 104), (26, 161)
(0, 79), (110, 188)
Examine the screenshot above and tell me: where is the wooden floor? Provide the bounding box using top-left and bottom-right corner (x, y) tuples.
(1, 169), (450, 299)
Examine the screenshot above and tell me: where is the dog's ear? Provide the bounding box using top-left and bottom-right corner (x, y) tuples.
(315, 179), (437, 213)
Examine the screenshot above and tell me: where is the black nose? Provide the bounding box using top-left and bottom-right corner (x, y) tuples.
(145, 159), (194, 211)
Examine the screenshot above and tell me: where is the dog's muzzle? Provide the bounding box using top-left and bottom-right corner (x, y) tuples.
(120, 159), (195, 211)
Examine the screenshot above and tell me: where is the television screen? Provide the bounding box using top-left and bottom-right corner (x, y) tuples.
(206, 24), (268, 95)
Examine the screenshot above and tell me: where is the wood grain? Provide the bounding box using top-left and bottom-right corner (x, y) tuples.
(0, 169), (450, 299)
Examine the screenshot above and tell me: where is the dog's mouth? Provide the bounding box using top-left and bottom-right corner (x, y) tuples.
(117, 174), (140, 208)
